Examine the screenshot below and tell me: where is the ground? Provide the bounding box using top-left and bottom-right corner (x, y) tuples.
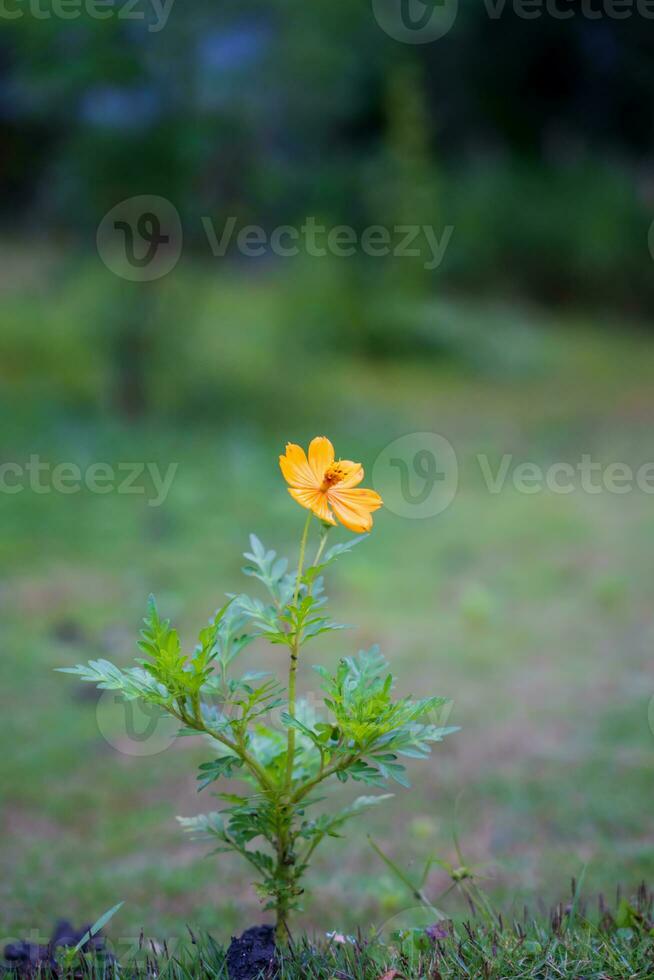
(1, 298), (653, 946)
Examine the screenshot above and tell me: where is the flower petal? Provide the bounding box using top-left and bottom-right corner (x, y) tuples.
(328, 487), (383, 533)
(334, 461), (364, 488)
(279, 443), (317, 489)
(308, 436), (335, 482)
(288, 487), (336, 524)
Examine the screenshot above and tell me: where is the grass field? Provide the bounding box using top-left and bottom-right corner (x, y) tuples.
(1, 290), (653, 948)
(5, 899), (654, 979)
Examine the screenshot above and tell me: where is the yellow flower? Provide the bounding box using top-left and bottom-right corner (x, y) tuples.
(279, 436), (383, 533)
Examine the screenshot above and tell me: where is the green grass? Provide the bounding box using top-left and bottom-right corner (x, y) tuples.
(1, 276), (654, 946)
(3, 888), (654, 979)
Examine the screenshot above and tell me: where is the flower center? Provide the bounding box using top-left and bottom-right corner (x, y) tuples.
(322, 463), (347, 489)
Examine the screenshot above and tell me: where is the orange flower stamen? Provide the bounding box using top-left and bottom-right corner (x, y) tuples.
(322, 463), (349, 489)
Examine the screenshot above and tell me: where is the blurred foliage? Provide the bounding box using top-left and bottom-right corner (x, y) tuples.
(0, 253), (556, 422)
(1, 0), (654, 315)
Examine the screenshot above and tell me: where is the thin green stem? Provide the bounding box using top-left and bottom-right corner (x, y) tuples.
(292, 512), (312, 608)
(296, 832), (324, 872)
(291, 753), (356, 804)
(312, 523), (330, 568)
(368, 836), (441, 915)
(169, 701), (277, 795)
(285, 512), (312, 790)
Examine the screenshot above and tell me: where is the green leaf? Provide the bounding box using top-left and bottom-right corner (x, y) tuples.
(56, 660), (169, 704)
(280, 711), (321, 743)
(232, 594), (287, 643)
(207, 601), (254, 673)
(314, 649), (457, 781)
(69, 902), (124, 957)
(177, 811), (227, 840)
(242, 534), (295, 607)
(197, 755), (244, 792)
(136, 596), (193, 697)
(298, 795), (393, 852)
(333, 793), (394, 822)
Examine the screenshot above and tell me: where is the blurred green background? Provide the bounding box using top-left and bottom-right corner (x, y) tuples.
(1, 0), (654, 944)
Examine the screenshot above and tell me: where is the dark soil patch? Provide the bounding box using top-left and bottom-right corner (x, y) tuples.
(2, 921), (110, 977)
(226, 925), (276, 980)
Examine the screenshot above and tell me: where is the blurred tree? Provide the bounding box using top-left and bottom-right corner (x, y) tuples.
(1, 0), (654, 312)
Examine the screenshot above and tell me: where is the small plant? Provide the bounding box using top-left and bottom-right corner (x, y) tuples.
(60, 437), (457, 942)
